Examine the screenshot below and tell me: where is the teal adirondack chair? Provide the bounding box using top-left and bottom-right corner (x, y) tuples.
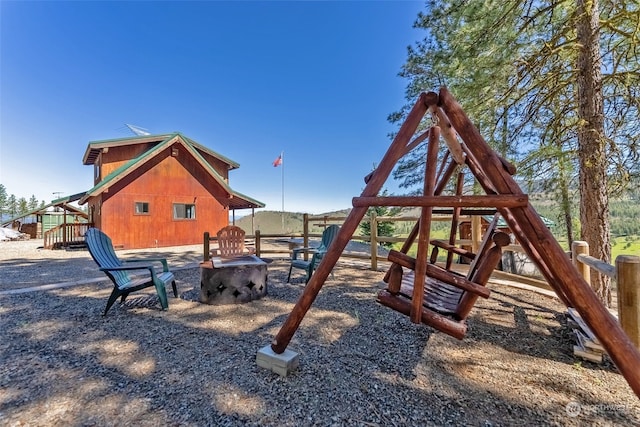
(85, 228), (178, 315)
(287, 224), (340, 284)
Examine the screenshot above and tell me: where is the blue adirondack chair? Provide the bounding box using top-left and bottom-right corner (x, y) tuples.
(287, 224), (340, 284)
(85, 228), (178, 315)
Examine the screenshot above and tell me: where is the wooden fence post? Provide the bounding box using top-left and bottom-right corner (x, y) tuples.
(370, 211), (378, 271)
(471, 215), (481, 254)
(572, 241), (591, 285)
(616, 255), (640, 350)
(255, 230), (261, 257)
(203, 232), (210, 261)
(303, 214), (309, 261)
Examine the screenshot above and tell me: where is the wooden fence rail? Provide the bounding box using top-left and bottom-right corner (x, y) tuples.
(572, 240), (640, 349)
(203, 218), (639, 349)
(204, 213), (458, 266)
(205, 212), (535, 269)
(204, 219), (638, 347)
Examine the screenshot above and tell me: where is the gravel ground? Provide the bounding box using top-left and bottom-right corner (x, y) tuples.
(0, 240), (638, 426)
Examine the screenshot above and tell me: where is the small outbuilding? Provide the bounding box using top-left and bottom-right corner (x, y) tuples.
(1, 193), (88, 248)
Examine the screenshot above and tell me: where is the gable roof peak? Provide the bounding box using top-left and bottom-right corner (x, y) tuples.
(82, 132), (239, 170)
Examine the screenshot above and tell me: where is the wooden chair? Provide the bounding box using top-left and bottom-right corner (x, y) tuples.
(379, 214), (511, 339)
(213, 225), (255, 258)
(287, 225), (340, 284)
(85, 228), (178, 316)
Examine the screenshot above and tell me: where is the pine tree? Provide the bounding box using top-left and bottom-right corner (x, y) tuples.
(17, 198), (28, 215)
(0, 184), (7, 219)
(28, 195), (39, 211)
(7, 195), (17, 217)
(392, 0), (639, 305)
(359, 189), (400, 249)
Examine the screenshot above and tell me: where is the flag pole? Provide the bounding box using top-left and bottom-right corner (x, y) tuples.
(281, 151), (285, 231)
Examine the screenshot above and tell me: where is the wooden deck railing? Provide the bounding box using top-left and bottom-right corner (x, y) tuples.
(572, 240), (640, 349)
(43, 223), (92, 249)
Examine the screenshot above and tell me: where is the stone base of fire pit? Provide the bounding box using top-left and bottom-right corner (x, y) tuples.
(199, 256), (268, 305)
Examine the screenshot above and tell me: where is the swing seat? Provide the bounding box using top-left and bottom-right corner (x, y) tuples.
(378, 216), (510, 339)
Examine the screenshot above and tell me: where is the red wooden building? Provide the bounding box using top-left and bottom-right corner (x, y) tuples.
(79, 132), (263, 249)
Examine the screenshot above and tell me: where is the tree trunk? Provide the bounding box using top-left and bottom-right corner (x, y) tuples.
(558, 155), (574, 245)
(576, 0), (611, 306)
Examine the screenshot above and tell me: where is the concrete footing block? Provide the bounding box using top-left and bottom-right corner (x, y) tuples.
(256, 345), (299, 376)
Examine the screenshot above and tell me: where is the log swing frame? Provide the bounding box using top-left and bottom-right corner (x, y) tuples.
(268, 88), (640, 398)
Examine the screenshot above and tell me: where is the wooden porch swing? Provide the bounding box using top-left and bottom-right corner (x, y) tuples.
(378, 212), (511, 339)
(268, 88), (640, 398)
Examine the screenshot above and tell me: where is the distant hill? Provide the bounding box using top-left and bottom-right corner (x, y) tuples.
(234, 207), (424, 235)
(235, 209), (351, 234)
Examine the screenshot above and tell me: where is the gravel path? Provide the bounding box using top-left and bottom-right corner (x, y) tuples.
(1, 240), (638, 425)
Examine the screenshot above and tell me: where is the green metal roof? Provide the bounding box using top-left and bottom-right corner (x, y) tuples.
(51, 191), (87, 205)
(82, 132), (240, 169)
(1, 193), (88, 227)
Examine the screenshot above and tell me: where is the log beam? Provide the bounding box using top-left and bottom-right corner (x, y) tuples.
(411, 125), (440, 323)
(439, 86), (640, 398)
(352, 195), (528, 208)
(271, 92), (436, 354)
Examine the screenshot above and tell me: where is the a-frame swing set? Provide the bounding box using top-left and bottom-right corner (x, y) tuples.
(268, 88), (640, 398)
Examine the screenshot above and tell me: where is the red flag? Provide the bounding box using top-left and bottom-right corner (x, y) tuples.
(272, 154), (283, 167)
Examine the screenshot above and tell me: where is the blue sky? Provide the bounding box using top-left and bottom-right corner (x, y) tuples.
(1, 1), (424, 214)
